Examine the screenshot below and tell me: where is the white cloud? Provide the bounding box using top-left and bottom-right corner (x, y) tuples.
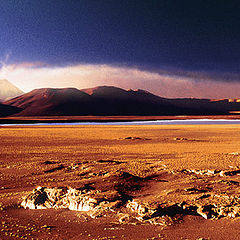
(0, 62), (240, 98)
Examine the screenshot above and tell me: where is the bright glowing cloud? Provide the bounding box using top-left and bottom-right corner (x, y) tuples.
(1, 62), (240, 99)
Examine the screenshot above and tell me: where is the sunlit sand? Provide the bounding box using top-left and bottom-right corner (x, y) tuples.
(0, 124), (240, 239)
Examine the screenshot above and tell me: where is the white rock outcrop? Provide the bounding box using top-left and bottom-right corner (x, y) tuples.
(21, 187), (99, 214)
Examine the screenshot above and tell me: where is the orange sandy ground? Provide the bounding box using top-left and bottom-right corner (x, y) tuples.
(0, 124), (240, 239)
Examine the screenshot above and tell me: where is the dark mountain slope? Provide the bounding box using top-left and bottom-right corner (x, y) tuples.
(82, 86), (183, 115)
(0, 103), (22, 117)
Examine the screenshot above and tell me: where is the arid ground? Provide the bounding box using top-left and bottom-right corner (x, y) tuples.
(0, 124), (240, 239)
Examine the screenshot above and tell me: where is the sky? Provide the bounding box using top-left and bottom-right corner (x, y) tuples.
(0, 0), (240, 98)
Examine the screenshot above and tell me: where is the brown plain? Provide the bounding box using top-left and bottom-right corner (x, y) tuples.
(0, 124), (240, 239)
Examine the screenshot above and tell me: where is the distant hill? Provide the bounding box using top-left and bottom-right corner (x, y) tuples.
(80, 86), (182, 115)
(0, 79), (24, 102)
(3, 85), (240, 116)
(4, 88), (91, 116)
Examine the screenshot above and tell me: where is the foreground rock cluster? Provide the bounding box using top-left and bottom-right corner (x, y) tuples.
(126, 193), (240, 222)
(21, 179), (240, 225)
(21, 186), (122, 219)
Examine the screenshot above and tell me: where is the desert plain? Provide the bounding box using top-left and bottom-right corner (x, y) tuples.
(0, 123), (240, 239)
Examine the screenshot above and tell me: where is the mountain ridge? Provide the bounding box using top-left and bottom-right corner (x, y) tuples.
(3, 85), (240, 116)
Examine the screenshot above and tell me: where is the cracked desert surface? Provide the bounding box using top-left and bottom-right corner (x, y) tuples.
(0, 124), (240, 239)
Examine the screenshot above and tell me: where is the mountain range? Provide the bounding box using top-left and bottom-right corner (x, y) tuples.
(2, 85), (240, 117)
(0, 82), (240, 117)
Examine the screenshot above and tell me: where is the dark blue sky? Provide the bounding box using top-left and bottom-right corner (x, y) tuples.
(0, 0), (240, 73)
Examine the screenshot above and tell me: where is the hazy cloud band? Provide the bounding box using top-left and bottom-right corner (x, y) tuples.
(1, 63), (240, 99)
